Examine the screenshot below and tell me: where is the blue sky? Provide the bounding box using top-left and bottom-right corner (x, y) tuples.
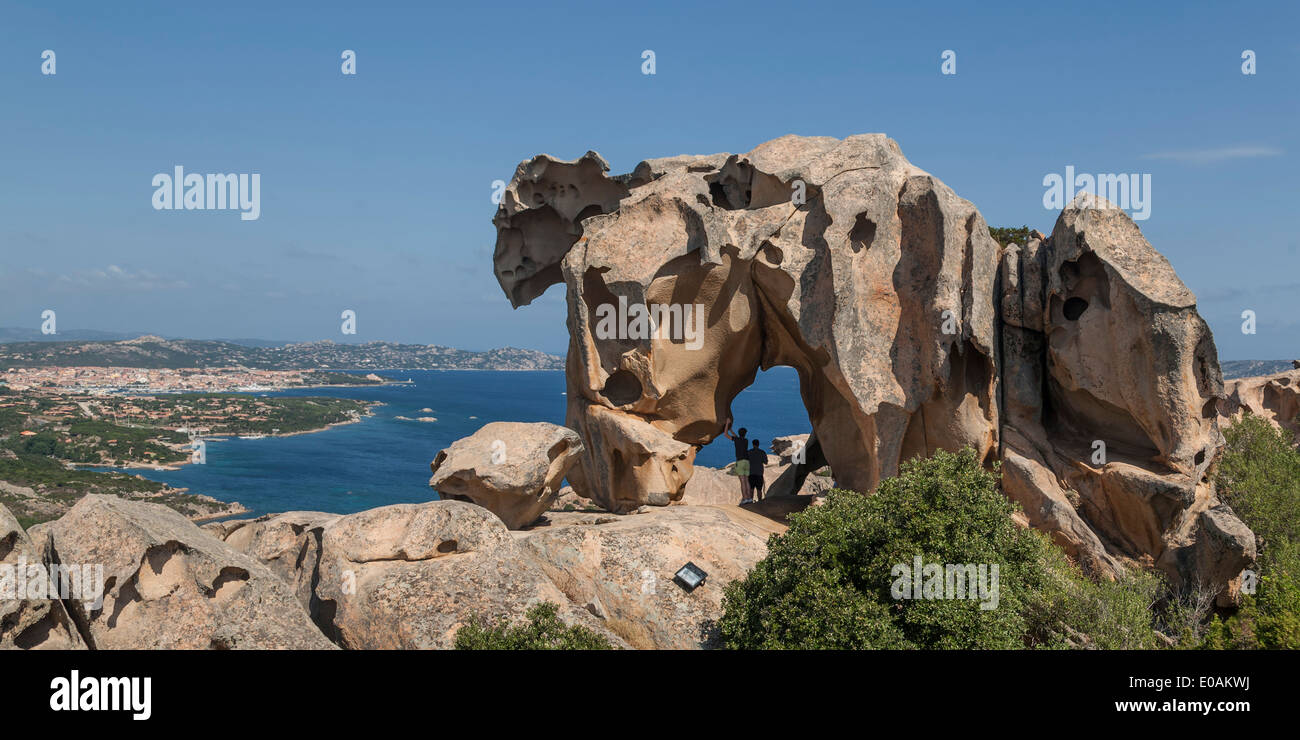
(1, 0), (1296, 359)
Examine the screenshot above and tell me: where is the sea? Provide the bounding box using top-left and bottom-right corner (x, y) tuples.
(118, 367), (810, 519)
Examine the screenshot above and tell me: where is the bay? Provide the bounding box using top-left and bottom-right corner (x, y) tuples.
(121, 367), (810, 518)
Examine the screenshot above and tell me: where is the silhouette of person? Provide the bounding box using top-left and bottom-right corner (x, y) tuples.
(723, 417), (753, 503)
(746, 439), (767, 502)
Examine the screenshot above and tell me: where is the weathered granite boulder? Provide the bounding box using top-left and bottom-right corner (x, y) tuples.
(1218, 366), (1300, 446)
(0, 503), (85, 649)
(42, 495), (334, 649)
(770, 434), (810, 464)
(548, 485), (602, 512)
(495, 135), (999, 513)
(309, 500), (624, 649)
(518, 505), (772, 649)
(429, 421), (584, 529)
(203, 511), (340, 624)
(999, 195), (1254, 589)
(491, 134), (1254, 595)
(213, 500), (766, 649)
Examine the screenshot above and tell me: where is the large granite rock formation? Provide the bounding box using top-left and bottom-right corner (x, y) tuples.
(42, 495), (334, 649)
(429, 421), (584, 529)
(998, 196), (1250, 589)
(492, 134), (1254, 594)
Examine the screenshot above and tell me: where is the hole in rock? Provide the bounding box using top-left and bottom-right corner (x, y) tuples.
(601, 370), (643, 407)
(575, 204), (603, 226)
(1062, 297), (1089, 321)
(1201, 398), (1218, 420)
(696, 366), (831, 504)
(849, 213), (876, 253)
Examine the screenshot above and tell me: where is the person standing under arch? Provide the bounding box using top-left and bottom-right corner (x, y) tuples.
(723, 418), (753, 504)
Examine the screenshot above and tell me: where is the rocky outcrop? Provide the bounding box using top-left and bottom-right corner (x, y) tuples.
(492, 134), (1253, 595)
(770, 434), (810, 464)
(202, 511), (340, 621)
(206, 498), (769, 650)
(998, 196), (1253, 590)
(429, 421), (584, 529)
(1218, 365), (1300, 445)
(1, 503), (85, 649)
(306, 500), (622, 649)
(495, 135), (1000, 514)
(42, 495), (334, 649)
(518, 505), (772, 648)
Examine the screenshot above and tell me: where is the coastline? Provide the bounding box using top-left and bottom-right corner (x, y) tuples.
(75, 402), (382, 472)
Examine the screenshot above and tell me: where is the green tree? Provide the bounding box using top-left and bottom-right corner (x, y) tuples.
(988, 225), (1036, 247)
(717, 448), (1161, 649)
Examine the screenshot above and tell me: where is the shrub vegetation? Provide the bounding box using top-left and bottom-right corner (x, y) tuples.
(1199, 415), (1300, 649)
(454, 602), (617, 650)
(717, 448), (1161, 649)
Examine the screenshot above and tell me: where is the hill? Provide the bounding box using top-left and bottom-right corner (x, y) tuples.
(1221, 359), (1297, 380)
(0, 335), (563, 371)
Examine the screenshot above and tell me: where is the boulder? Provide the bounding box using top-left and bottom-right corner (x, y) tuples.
(491, 134), (1254, 596)
(430, 421), (584, 528)
(42, 495), (334, 649)
(310, 499), (624, 649)
(518, 506), (770, 648)
(548, 485), (602, 512)
(0, 503), (85, 649)
(771, 434), (810, 464)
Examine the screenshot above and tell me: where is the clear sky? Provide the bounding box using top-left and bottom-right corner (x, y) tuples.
(1, 0), (1296, 359)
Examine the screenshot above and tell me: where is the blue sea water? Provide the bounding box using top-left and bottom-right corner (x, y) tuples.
(123, 367), (809, 518)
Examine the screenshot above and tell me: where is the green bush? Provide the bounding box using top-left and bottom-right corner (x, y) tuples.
(454, 602), (617, 650)
(717, 448), (1161, 649)
(1200, 416), (1300, 649)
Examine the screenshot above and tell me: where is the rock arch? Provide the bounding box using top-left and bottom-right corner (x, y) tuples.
(490, 134), (1254, 595)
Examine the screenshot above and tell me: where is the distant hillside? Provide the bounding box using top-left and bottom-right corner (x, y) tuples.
(0, 335), (563, 371)
(1221, 359), (1297, 380)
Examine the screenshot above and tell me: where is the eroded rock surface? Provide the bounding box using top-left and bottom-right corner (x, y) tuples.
(1, 503), (85, 649)
(43, 495), (334, 650)
(308, 500), (624, 649)
(429, 421), (584, 529)
(492, 135), (1253, 595)
(518, 505), (770, 648)
(999, 196), (1252, 589)
(203, 510), (340, 623)
(1218, 365), (1300, 446)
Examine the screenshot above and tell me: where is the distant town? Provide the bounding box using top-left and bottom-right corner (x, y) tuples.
(0, 335), (565, 371)
(0, 366), (386, 394)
